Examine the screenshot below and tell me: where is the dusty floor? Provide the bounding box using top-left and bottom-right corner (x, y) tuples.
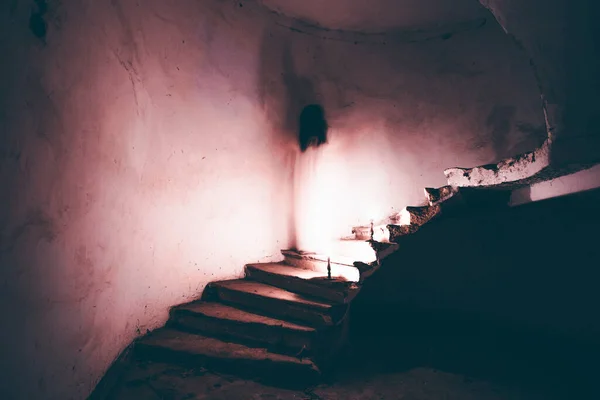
(107, 360), (557, 400)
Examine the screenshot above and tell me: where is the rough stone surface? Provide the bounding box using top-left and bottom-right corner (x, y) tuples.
(281, 241), (378, 281)
(170, 302), (316, 353)
(387, 224), (421, 243)
(425, 185), (460, 205)
(245, 263), (359, 304)
(445, 139), (551, 187)
(401, 205), (443, 226)
(445, 139), (598, 190)
(206, 280), (342, 328)
(136, 329), (320, 382)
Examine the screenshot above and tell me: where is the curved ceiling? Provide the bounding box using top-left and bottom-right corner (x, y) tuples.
(258, 0), (488, 32)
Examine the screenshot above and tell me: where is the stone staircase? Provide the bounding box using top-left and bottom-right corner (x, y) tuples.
(134, 250), (369, 385)
(132, 184), (512, 385)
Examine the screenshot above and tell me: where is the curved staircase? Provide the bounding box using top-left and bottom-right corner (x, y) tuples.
(134, 248), (375, 385)
(131, 178), (514, 386)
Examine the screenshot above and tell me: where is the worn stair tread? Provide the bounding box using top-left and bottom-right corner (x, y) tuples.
(210, 280), (335, 310)
(281, 249), (357, 267)
(282, 250), (350, 265)
(247, 263), (355, 287)
(248, 262), (328, 279)
(139, 328), (319, 369)
(245, 263), (360, 304)
(174, 301), (315, 332)
(280, 249), (362, 282)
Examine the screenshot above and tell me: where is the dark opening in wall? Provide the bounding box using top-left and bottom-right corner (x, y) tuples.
(298, 104), (328, 152)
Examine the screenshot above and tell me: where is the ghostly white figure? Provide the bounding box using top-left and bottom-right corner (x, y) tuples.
(293, 105), (332, 255)
(294, 142), (333, 255)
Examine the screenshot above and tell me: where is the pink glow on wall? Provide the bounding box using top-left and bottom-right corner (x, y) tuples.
(0, 0), (554, 398)
(293, 135), (396, 251)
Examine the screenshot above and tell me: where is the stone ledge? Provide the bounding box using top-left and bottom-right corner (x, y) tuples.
(444, 140), (550, 187)
(386, 223), (420, 243)
(424, 185), (459, 205)
(399, 204), (442, 226)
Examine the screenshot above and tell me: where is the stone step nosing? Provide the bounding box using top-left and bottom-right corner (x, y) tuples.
(245, 264), (357, 304)
(281, 249), (355, 267)
(208, 282), (339, 328)
(136, 329), (321, 383)
(169, 309), (315, 353)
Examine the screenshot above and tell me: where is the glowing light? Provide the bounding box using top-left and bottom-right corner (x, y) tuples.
(294, 146), (334, 255)
(293, 134), (390, 268)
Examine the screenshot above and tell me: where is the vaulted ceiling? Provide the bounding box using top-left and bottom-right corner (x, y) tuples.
(258, 0), (488, 32)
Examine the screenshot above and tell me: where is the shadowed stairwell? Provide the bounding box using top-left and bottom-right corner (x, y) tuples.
(92, 148), (598, 399)
(4, 0), (600, 398)
(91, 150), (600, 399)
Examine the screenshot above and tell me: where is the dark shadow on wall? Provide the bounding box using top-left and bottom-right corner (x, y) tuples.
(257, 30), (319, 141)
(29, 0), (48, 43)
(479, 0), (600, 165)
(257, 29), (321, 250)
(557, 0), (600, 165)
(486, 104), (515, 161)
(298, 104), (328, 152)
(281, 44), (319, 136)
(485, 104), (547, 163)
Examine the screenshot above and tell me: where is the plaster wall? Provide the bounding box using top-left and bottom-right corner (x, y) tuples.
(259, 10), (546, 234)
(479, 0), (600, 165)
(0, 1), (555, 398)
(0, 1), (293, 399)
(259, 0), (487, 31)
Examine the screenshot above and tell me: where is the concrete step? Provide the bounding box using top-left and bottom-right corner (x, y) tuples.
(136, 328), (320, 385)
(386, 187), (512, 244)
(387, 223), (421, 243)
(169, 301), (316, 354)
(424, 185), (460, 205)
(365, 240), (399, 264)
(281, 250), (360, 282)
(397, 205), (442, 226)
(205, 280), (347, 328)
(245, 263), (360, 304)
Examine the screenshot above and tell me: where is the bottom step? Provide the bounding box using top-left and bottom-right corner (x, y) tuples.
(170, 301), (316, 354)
(136, 329), (321, 385)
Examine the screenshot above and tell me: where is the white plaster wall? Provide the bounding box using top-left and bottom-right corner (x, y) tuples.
(0, 1), (294, 399)
(259, 11), (545, 235)
(0, 1), (549, 398)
